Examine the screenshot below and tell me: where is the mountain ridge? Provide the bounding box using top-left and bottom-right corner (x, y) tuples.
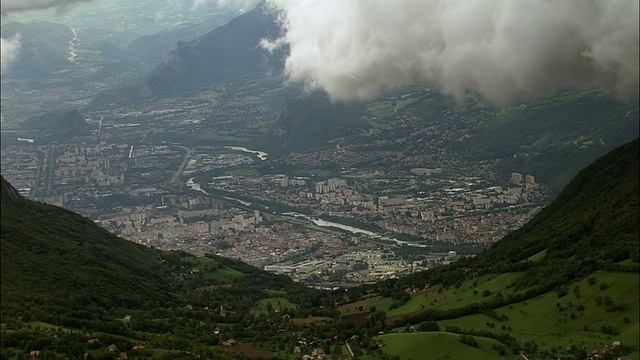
(0, 175), (24, 206)
(21, 109), (90, 144)
(257, 92), (370, 155)
(138, 1), (284, 97)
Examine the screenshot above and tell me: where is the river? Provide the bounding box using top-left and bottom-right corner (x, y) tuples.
(288, 213), (426, 248)
(224, 146), (268, 160)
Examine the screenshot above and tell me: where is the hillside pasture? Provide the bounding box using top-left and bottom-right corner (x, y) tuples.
(438, 271), (639, 358)
(377, 332), (512, 360)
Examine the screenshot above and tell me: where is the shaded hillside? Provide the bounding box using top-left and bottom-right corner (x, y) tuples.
(0, 175), (324, 314)
(336, 138), (639, 359)
(257, 92), (370, 155)
(0, 175), (331, 358)
(22, 109), (90, 144)
(0, 22), (74, 79)
(0, 175), (23, 206)
(452, 90), (639, 194)
(471, 137), (639, 287)
(389, 138), (639, 291)
(138, 1), (284, 96)
(0, 176), (174, 309)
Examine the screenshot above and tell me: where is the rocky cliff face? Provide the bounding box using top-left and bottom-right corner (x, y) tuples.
(141, 1), (286, 96)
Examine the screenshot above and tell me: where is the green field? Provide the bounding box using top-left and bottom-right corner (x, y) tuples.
(257, 297), (298, 313)
(194, 131), (251, 144)
(350, 269), (639, 359)
(383, 272), (525, 318)
(366, 101), (397, 118)
(437, 271), (639, 358)
(191, 256), (245, 282)
(377, 332), (513, 360)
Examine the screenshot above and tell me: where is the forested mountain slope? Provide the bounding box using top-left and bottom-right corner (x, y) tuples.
(343, 138), (639, 359)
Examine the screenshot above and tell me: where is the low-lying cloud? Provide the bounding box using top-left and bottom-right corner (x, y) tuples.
(265, 0), (639, 106)
(1, 36), (21, 74)
(1, 0), (92, 14)
(194, 0), (258, 9)
(1, 0), (95, 73)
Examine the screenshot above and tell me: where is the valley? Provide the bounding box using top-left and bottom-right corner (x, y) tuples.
(1, 137), (637, 359)
(1, 80), (552, 287)
(1, 1), (638, 359)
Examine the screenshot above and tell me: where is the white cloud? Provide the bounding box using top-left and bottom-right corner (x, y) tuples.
(1, 36), (21, 74)
(194, 0), (258, 10)
(1, 1), (95, 75)
(1, 0), (92, 14)
(265, 0), (639, 105)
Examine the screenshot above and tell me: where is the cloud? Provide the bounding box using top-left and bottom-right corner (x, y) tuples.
(1, 36), (21, 74)
(265, 0), (639, 106)
(1, 1), (95, 75)
(194, 0), (258, 10)
(1, 0), (92, 14)
(153, 0), (257, 23)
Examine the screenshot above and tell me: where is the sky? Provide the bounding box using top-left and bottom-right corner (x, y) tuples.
(2, 0), (639, 107)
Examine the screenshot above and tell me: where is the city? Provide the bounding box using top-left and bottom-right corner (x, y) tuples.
(1, 89), (547, 288)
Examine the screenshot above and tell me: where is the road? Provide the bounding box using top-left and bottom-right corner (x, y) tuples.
(44, 144), (56, 198)
(170, 145), (193, 184)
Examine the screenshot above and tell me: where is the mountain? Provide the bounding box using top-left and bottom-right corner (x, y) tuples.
(0, 176), (174, 310)
(386, 137), (638, 292)
(0, 175), (329, 358)
(0, 22), (74, 79)
(451, 90), (640, 194)
(137, 1), (284, 97)
(474, 137), (639, 271)
(89, 16), (240, 66)
(0, 175), (23, 206)
(122, 17), (235, 65)
(257, 92), (370, 155)
(345, 138), (639, 359)
(22, 109), (90, 144)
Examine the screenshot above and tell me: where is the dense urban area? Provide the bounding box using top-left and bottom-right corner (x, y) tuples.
(1, 87), (547, 288)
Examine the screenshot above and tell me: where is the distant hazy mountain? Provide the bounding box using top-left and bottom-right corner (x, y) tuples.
(450, 90), (640, 194)
(257, 92), (370, 155)
(122, 16), (237, 65)
(137, 1), (284, 97)
(0, 22), (74, 79)
(91, 15), (239, 66)
(22, 109), (90, 144)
